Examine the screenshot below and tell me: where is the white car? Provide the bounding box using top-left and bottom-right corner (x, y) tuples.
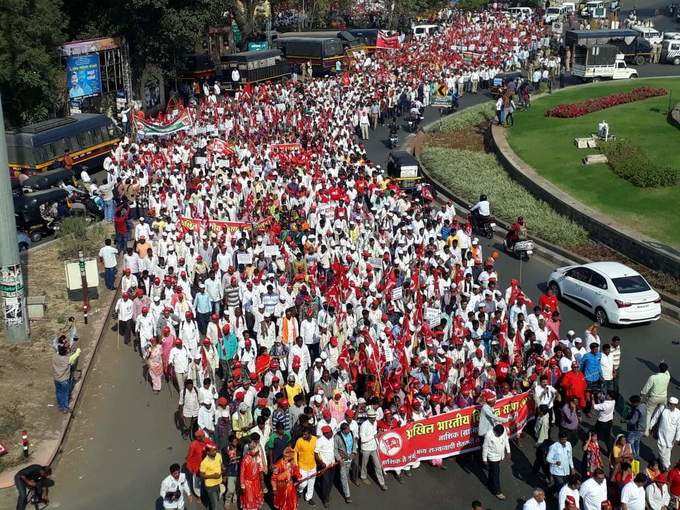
(547, 261), (661, 326)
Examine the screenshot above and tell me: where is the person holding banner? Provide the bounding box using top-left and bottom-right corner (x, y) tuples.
(359, 408), (387, 491)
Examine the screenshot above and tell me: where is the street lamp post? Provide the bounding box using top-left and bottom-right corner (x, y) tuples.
(0, 95), (29, 342)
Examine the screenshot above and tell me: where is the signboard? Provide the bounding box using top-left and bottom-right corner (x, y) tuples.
(431, 84), (453, 108)
(0, 265), (24, 297)
(378, 392), (533, 471)
(264, 245), (280, 258)
(61, 37), (120, 56)
(391, 287), (403, 301)
(247, 41), (269, 51)
(237, 252), (253, 266)
(425, 307), (440, 327)
(67, 54), (102, 99)
(367, 257), (383, 269)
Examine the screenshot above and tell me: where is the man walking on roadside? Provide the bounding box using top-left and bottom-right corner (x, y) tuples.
(482, 424), (511, 500)
(642, 362), (671, 434)
(52, 343), (81, 413)
(98, 238), (119, 290)
(649, 396), (680, 470)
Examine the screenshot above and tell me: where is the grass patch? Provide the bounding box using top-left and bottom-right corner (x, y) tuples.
(507, 77), (680, 248)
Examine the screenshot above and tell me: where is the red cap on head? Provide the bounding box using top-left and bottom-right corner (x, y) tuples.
(202, 338), (211, 346)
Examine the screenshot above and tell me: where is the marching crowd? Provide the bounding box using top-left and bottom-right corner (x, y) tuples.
(66, 7), (680, 510)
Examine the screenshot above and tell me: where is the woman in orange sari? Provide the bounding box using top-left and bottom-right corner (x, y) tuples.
(240, 444), (265, 510)
(271, 447), (301, 510)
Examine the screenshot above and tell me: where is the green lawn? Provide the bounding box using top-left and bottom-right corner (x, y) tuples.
(507, 77), (680, 249)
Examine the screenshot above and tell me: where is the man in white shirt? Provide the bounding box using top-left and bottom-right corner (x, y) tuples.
(620, 474), (646, 510)
(579, 469), (607, 510)
(159, 463), (193, 509)
(98, 238), (119, 290)
(315, 425), (337, 507)
(600, 343), (614, 394)
(645, 472), (670, 510)
(649, 396), (680, 470)
(558, 474), (581, 510)
(523, 488), (546, 510)
(359, 408), (386, 490)
(482, 424), (510, 500)
(114, 291), (134, 345)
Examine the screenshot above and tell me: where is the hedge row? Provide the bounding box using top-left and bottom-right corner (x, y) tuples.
(421, 147), (590, 248)
(435, 101), (496, 133)
(600, 139), (680, 188)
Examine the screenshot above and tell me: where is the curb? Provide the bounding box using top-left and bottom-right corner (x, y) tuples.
(0, 280), (119, 489)
(411, 107), (680, 323)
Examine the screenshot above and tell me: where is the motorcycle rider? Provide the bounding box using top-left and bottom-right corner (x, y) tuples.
(470, 194), (491, 230)
(505, 216), (527, 250)
(388, 118), (399, 147)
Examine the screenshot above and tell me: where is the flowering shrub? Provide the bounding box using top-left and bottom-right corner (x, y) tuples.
(600, 139), (680, 187)
(545, 87), (668, 118)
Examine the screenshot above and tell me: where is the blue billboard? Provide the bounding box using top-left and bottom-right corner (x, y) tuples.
(66, 54), (102, 99)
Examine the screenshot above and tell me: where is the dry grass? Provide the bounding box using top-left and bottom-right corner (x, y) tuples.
(0, 223), (113, 470)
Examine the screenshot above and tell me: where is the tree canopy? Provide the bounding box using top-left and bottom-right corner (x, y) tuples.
(0, 0), (68, 126)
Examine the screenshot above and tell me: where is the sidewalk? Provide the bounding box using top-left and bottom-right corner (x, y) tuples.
(0, 255), (118, 489)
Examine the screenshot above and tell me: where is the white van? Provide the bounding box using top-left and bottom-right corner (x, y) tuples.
(632, 26), (664, 45)
(661, 39), (680, 65)
(581, 0), (607, 18)
(411, 24), (439, 39)
(544, 5), (566, 23)
(507, 7), (534, 18)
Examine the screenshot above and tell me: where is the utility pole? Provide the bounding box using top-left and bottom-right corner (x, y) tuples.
(0, 95), (29, 342)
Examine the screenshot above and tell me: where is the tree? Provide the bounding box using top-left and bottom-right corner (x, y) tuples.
(63, 0), (228, 83)
(0, 0), (68, 126)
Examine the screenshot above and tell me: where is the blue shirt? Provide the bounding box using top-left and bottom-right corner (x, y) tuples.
(193, 292), (212, 314)
(580, 352), (602, 382)
(341, 431), (354, 456)
(547, 441), (573, 476)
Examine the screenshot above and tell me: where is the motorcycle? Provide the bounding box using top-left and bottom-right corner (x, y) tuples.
(504, 238), (535, 260)
(468, 213), (496, 239)
(388, 132), (399, 149)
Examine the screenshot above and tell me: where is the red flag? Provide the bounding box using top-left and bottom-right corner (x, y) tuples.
(376, 30), (401, 49)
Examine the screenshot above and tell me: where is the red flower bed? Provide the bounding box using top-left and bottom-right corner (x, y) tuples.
(545, 87), (668, 118)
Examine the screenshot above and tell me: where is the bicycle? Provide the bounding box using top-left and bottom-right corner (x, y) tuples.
(24, 487), (48, 510)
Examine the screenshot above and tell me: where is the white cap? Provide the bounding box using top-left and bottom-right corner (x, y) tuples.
(670, 397), (679, 405)
(567, 330), (575, 336)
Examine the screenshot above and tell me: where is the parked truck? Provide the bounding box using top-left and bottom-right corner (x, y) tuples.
(572, 44), (638, 81)
(566, 29), (653, 65)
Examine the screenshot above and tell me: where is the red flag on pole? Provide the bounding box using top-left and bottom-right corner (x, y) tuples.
(376, 30), (401, 49)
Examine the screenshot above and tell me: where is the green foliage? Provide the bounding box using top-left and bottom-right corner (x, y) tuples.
(0, 0), (67, 126)
(433, 101), (496, 132)
(457, 0), (488, 10)
(58, 217), (108, 259)
(600, 139), (680, 188)
(421, 147), (590, 248)
(63, 0), (229, 82)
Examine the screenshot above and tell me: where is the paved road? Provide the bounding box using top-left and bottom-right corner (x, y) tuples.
(2, 70), (680, 510)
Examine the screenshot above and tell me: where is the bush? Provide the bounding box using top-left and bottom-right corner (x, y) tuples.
(434, 102), (495, 133)
(58, 217), (109, 259)
(600, 139), (680, 187)
(420, 147), (590, 248)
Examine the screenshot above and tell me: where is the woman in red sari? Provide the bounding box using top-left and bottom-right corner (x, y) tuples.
(271, 447), (301, 510)
(240, 444), (265, 510)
